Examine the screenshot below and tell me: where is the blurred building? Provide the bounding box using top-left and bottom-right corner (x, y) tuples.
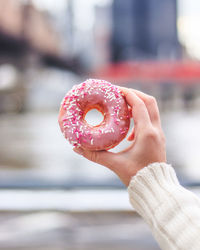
(23, 3), (60, 56)
(93, 3), (112, 68)
(111, 0), (182, 62)
(0, 0), (63, 113)
(0, 0), (60, 59)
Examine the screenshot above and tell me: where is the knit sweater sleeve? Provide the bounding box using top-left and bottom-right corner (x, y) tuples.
(128, 163), (200, 250)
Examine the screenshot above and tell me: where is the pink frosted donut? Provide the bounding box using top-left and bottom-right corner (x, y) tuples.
(58, 79), (130, 151)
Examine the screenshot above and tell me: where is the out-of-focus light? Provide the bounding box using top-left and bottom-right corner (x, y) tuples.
(178, 16), (200, 59)
(73, 0), (112, 31)
(0, 65), (17, 90)
(74, 0), (95, 31)
(95, 0), (113, 6)
(31, 0), (68, 13)
(178, 0), (200, 59)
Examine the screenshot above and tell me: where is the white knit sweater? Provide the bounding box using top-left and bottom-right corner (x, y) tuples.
(128, 163), (200, 250)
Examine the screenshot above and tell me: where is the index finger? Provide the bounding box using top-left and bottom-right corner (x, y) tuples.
(120, 87), (151, 129)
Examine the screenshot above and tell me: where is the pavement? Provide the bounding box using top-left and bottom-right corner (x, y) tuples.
(0, 210), (160, 250)
(1, 110), (200, 250)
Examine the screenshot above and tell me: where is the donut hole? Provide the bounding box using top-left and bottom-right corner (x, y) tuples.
(85, 108), (104, 126)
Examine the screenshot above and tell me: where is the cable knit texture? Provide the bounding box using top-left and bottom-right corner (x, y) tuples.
(128, 163), (200, 250)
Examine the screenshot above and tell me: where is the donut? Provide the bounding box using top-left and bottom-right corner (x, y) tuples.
(58, 79), (130, 151)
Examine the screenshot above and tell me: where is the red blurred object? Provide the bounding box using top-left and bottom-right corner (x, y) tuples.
(94, 61), (200, 84)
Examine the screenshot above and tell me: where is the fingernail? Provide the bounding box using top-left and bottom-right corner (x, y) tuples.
(127, 134), (134, 141)
(73, 147), (84, 155)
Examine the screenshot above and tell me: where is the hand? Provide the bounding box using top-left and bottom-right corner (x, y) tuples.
(73, 88), (166, 186)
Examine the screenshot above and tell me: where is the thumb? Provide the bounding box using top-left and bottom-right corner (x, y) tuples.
(73, 147), (120, 170)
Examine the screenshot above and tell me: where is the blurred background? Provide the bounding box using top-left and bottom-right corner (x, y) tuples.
(0, 0), (200, 249)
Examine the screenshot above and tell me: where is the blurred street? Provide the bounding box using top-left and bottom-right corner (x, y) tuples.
(0, 112), (118, 187)
(0, 211), (160, 250)
(1, 109), (200, 187)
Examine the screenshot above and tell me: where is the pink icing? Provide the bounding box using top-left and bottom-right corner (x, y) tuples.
(58, 79), (130, 151)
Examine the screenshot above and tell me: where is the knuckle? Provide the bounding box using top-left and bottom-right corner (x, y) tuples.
(144, 128), (166, 145)
(160, 131), (166, 143)
(144, 128), (157, 139)
(147, 96), (156, 106)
